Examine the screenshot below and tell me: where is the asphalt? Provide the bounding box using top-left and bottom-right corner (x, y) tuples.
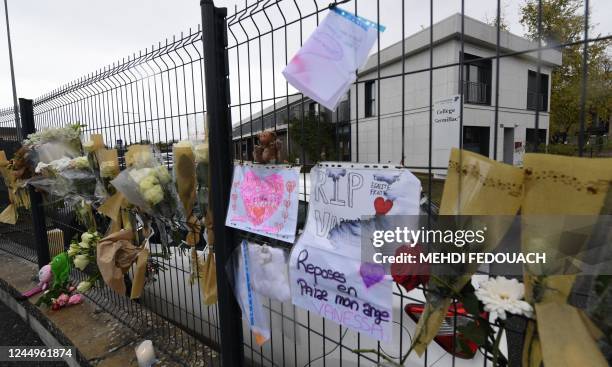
(0, 301), (67, 366)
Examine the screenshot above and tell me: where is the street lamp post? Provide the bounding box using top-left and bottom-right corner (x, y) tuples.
(3, 0), (21, 140)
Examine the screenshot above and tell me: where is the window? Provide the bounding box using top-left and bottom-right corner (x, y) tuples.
(527, 70), (549, 111)
(337, 123), (351, 161)
(462, 126), (490, 157)
(364, 80), (376, 117)
(461, 53), (492, 105)
(308, 101), (318, 116)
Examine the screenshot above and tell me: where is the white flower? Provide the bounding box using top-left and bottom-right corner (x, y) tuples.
(76, 281), (92, 293)
(129, 168), (152, 183)
(139, 175), (159, 191)
(155, 166), (171, 185)
(78, 241), (90, 249)
(70, 156), (89, 170)
(73, 254), (90, 271)
(100, 162), (118, 178)
(35, 162), (51, 174)
(474, 276), (533, 320)
(144, 185), (164, 205)
(50, 157), (72, 172)
(194, 143), (209, 164)
(82, 140), (95, 153)
(81, 232), (94, 243)
(67, 243), (80, 257)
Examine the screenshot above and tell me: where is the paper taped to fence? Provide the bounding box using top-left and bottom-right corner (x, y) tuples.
(225, 165), (300, 242)
(289, 164), (421, 342)
(283, 7), (385, 110)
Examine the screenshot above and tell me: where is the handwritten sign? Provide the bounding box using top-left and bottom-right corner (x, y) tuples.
(432, 95), (461, 169)
(226, 165), (300, 242)
(289, 164), (421, 342)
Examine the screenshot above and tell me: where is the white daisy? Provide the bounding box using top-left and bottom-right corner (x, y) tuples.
(474, 276), (533, 320)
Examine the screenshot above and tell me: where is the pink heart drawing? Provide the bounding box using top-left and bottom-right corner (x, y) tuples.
(359, 262), (385, 288)
(240, 170), (284, 226)
(286, 180), (296, 193)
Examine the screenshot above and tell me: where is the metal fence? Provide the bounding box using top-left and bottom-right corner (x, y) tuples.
(0, 0), (608, 366)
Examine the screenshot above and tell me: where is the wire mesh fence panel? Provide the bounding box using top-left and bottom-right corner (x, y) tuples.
(224, 0), (608, 366)
(0, 108), (37, 262)
(0, 27), (221, 367)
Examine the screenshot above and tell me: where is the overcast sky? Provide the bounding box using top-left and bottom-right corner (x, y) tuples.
(1, 0), (610, 108)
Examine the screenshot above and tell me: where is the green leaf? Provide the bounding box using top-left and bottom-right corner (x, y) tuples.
(462, 291), (481, 316)
(457, 320), (486, 346)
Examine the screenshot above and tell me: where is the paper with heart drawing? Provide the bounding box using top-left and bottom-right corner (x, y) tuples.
(225, 165), (300, 242)
(289, 163), (421, 342)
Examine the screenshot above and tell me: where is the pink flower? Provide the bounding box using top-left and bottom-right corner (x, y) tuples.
(68, 294), (84, 305)
(68, 286), (76, 292)
(56, 293), (70, 307)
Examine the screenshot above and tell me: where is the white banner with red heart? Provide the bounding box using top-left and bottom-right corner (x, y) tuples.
(289, 163), (421, 342)
(226, 165), (300, 242)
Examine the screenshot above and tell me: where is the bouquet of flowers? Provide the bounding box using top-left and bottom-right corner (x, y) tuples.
(67, 230), (102, 292)
(111, 144), (183, 223)
(23, 124), (97, 201)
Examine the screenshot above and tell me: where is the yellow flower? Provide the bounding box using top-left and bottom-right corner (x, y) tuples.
(156, 166), (171, 185)
(139, 175), (159, 192)
(144, 185), (164, 205)
(73, 254), (90, 271)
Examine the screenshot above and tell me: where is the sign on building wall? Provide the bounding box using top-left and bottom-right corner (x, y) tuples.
(432, 95), (461, 169)
(289, 164), (421, 342)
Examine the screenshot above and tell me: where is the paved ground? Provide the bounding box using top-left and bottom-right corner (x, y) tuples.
(0, 299), (45, 346)
(0, 301), (68, 367)
(0, 248), (190, 367)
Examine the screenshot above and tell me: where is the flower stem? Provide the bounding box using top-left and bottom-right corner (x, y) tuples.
(492, 322), (504, 367)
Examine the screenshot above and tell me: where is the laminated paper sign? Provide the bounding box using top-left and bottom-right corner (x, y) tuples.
(289, 164), (421, 342)
(432, 95), (461, 170)
(226, 165), (300, 242)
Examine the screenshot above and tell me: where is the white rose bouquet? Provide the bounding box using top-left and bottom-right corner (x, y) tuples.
(68, 230), (102, 293)
(110, 145), (183, 223)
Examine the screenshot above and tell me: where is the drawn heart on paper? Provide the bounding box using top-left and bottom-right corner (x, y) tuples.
(360, 262), (385, 288)
(286, 180), (296, 193)
(374, 197), (393, 215)
(240, 171), (284, 226)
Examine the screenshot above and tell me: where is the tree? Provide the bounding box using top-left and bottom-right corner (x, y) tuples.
(485, 4), (510, 31)
(288, 115), (337, 164)
(520, 0), (611, 143)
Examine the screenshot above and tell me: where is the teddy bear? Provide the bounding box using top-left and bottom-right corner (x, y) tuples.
(253, 131), (282, 164)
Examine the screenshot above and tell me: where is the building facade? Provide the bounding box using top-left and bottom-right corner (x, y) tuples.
(233, 14), (562, 170)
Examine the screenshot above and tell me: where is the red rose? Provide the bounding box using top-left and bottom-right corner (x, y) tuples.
(391, 244), (430, 292)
